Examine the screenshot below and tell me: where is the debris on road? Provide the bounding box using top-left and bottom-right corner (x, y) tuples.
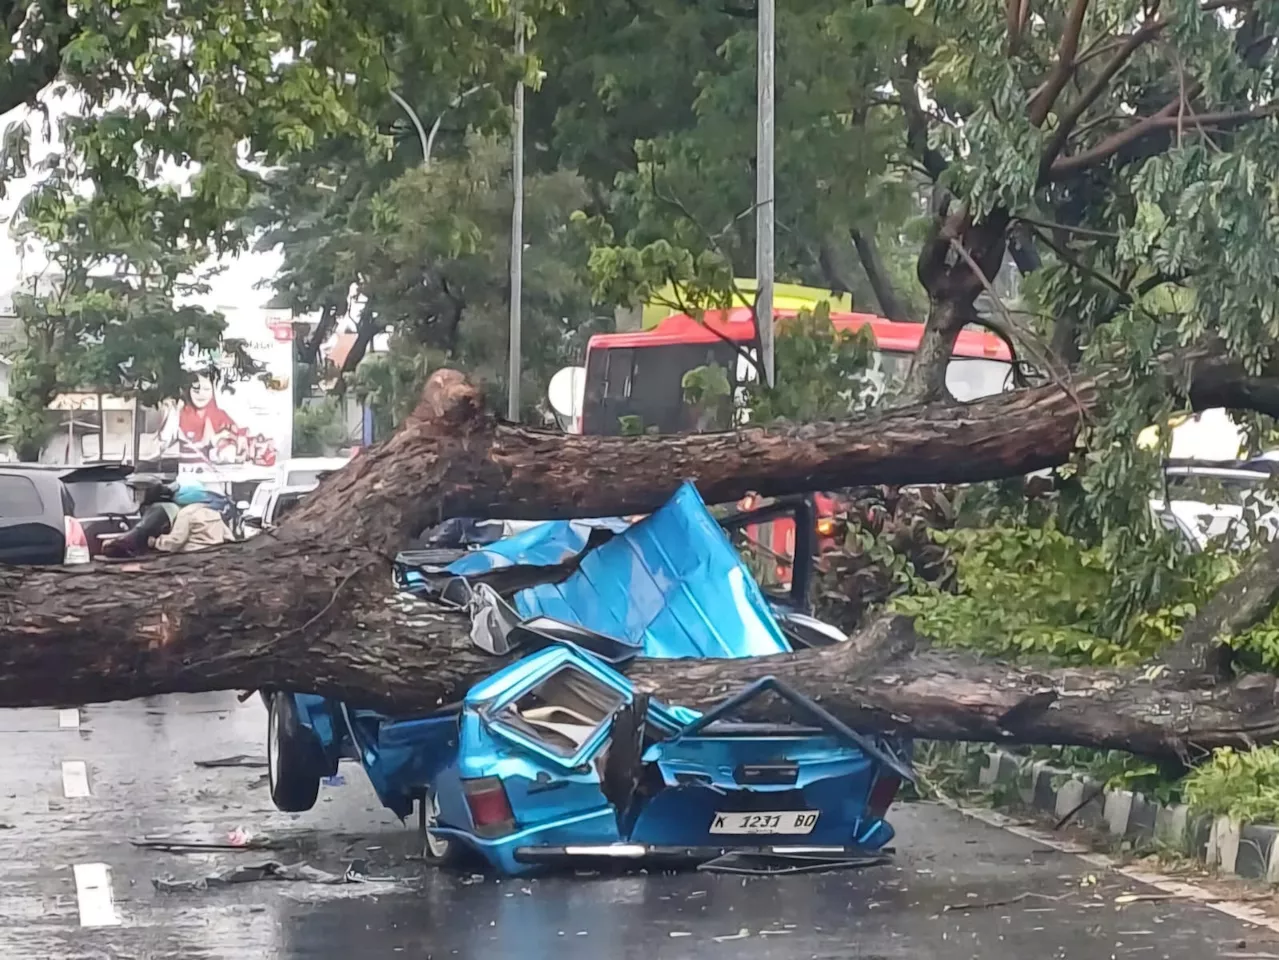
(943, 892), (1068, 912)
(153, 859), (392, 892)
(194, 755), (269, 769)
(698, 849), (891, 875)
(131, 832), (280, 853)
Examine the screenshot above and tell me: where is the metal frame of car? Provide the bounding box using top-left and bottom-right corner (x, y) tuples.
(663, 675), (914, 784)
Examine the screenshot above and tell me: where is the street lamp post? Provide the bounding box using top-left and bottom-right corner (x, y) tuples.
(388, 90), (430, 165)
(424, 85), (489, 167)
(755, 0), (776, 387)
(389, 86), (489, 169)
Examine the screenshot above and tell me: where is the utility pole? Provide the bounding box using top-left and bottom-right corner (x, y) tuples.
(755, 0), (776, 387)
(507, 11), (526, 421)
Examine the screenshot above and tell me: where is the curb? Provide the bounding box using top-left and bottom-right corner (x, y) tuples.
(939, 744), (1278, 882)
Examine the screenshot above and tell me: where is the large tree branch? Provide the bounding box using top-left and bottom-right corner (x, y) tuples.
(1049, 99), (1274, 179)
(1050, 92), (1185, 177)
(1161, 549), (1279, 683)
(850, 226), (915, 321)
(1036, 0), (1266, 176)
(1027, 0), (1094, 126)
(1038, 18), (1168, 174)
(0, 369), (1274, 760)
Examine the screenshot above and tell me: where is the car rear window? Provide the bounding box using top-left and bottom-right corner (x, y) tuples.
(64, 481), (137, 517)
(285, 470), (335, 488)
(273, 492), (306, 523)
(0, 475), (47, 518)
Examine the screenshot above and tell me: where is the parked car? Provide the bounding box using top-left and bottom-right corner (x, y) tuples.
(0, 463), (140, 565)
(1151, 458), (1277, 551)
(245, 456), (352, 522)
(242, 484), (316, 535)
(264, 483), (911, 875)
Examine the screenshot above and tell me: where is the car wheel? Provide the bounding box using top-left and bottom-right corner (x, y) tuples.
(419, 790), (453, 862)
(267, 692), (323, 813)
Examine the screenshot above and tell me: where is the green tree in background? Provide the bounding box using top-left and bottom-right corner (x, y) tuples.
(345, 136), (607, 431)
(1, 0), (546, 438)
(542, 0), (927, 321)
(0, 213), (231, 460)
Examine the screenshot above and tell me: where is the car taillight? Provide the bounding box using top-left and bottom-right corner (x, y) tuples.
(866, 772), (902, 821)
(462, 776), (515, 837)
(63, 517), (91, 565)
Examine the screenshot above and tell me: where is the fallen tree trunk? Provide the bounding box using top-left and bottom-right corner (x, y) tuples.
(0, 368), (1274, 762)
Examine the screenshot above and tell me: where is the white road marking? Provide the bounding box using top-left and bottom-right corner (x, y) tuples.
(61, 760), (91, 798)
(941, 798), (1279, 933)
(73, 863), (120, 927)
(58, 708), (81, 729)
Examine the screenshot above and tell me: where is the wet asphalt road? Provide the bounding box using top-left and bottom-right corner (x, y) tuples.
(0, 694), (1273, 959)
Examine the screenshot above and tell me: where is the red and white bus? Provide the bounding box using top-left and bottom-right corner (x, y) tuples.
(559, 307), (1014, 436)
(549, 307), (1014, 576)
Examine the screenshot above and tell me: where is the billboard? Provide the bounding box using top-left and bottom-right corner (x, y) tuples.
(136, 309), (294, 482)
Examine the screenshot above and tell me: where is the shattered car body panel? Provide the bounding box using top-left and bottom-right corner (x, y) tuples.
(272, 482), (910, 875)
(512, 484), (791, 659)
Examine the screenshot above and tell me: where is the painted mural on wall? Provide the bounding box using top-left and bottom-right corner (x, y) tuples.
(137, 310), (294, 481)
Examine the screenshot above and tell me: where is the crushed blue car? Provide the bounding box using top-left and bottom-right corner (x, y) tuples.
(264, 482), (912, 875)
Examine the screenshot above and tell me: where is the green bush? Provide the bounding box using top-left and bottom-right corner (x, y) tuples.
(1184, 746), (1279, 824)
(890, 523), (1235, 667)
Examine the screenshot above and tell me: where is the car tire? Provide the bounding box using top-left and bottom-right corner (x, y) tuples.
(267, 692), (324, 813)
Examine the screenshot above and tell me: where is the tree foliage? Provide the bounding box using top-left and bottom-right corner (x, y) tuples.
(0, 0), (1275, 808)
(337, 134), (606, 430)
(1, 0), (541, 440)
(0, 242), (230, 459)
(548, 0), (928, 320)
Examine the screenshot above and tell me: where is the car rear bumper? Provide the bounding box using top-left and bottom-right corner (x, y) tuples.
(511, 842), (891, 873)
(431, 808), (895, 876)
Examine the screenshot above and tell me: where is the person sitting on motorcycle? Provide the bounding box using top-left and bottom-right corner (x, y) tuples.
(102, 482), (180, 558)
(150, 498), (233, 553)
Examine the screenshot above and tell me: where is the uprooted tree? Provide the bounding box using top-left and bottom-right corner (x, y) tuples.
(0, 0), (1276, 768)
(0, 366), (1275, 763)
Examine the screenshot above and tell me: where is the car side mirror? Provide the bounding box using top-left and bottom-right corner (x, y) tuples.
(236, 500), (250, 511)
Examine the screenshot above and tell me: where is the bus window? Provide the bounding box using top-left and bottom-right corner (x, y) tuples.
(946, 358), (1014, 401)
(602, 348), (635, 400)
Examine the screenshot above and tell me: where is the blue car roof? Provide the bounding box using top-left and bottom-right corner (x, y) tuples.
(512, 482), (792, 660)
(443, 517), (632, 576)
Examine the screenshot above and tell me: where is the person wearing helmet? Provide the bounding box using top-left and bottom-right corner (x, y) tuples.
(150, 493), (233, 553)
(103, 481), (180, 558)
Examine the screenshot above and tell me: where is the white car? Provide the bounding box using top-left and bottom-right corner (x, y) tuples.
(243, 484), (319, 535)
(1151, 458), (1277, 551)
(245, 456), (353, 522)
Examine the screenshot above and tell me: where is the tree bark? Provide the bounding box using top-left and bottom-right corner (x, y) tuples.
(0, 369), (1274, 760)
(850, 227), (914, 321)
(1162, 549), (1279, 683)
(902, 204), (1010, 404)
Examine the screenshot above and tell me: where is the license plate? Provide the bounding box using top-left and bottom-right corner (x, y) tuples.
(709, 811), (818, 835)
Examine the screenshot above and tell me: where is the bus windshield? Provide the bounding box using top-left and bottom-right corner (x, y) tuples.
(580, 343), (1014, 435)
